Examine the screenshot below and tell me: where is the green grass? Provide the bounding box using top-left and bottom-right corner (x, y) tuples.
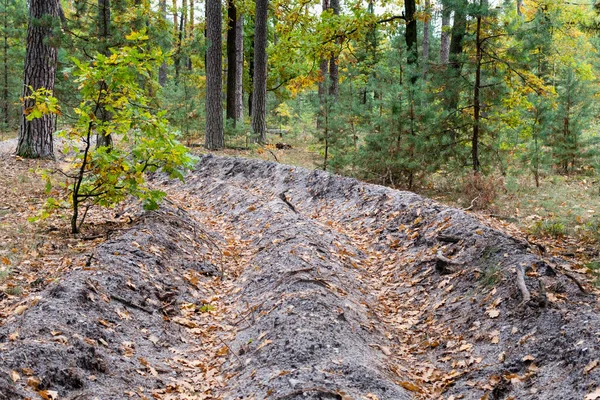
(0, 268), (10, 282)
(586, 261), (600, 287)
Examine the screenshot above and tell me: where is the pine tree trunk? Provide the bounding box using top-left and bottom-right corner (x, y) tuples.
(328, 0), (339, 99)
(472, 4), (483, 172)
(440, 0), (451, 64)
(96, 0), (113, 149)
(449, 1), (466, 71)
(251, 0), (268, 143)
(235, 12), (244, 122)
(158, 0), (168, 86)
(248, 35), (253, 118)
(404, 0), (417, 66)
(3, 0), (8, 129)
(226, 0), (237, 124)
(317, 0), (329, 129)
(422, 0), (430, 77)
(16, 0), (60, 159)
(447, 0), (467, 111)
(205, 0), (224, 149)
(188, 0), (194, 71)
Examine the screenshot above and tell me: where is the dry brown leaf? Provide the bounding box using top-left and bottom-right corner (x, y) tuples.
(487, 308), (500, 318)
(172, 317), (196, 328)
(256, 339), (272, 351)
(498, 351), (506, 362)
(585, 359), (599, 374)
(14, 304), (29, 315)
(522, 354), (535, 362)
(398, 381), (422, 393)
(10, 370), (19, 382)
(585, 388), (600, 400)
(38, 390), (59, 400)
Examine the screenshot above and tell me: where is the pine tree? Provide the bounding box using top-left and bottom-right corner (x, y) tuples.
(17, 0), (62, 159)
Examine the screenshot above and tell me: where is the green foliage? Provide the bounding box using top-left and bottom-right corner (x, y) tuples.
(530, 219), (566, 238)
(36, 31), (195, 233)
(586, 261), (600, 287)
(22, 87), (61, 121)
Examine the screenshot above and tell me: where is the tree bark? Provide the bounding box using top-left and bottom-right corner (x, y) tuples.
(404, 0), (417, 66)
(440, 0), (451, 64)
(158, 0), (168, 86)
(226, 0), (237, 124)
(3, 0), (8, 128)
(328, 0), (339, 99)
(472, 2), (483, 172)
(248, 32), (254, 118)
(96, 0), (113, 149)
(317, 0), (329, 129)
(449, 0), (467, 71)
(251, 0), (268, 143)
(188, 0), (194, 70)
(205, 0), (224, 149)
(235, 11), (244, 122)
(16, 0), (60, 159)
(422, 0), (430, 77)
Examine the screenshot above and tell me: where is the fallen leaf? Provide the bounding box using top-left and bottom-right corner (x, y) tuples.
(38, 390), (59, 400)
(172, 317), (196, 328)
(522, 354), (535, 362)
(10, 370), (19, 382)
(585, 388), (600, 400)
(14, 304), (29, 315)
(256, 339), (272, 351)
(398, 381), (422, 393)
(487, 308), (500, 318)
(585, 359), (599, 374)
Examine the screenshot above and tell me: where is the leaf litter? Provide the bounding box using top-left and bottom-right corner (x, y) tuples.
(1, 152), (600, 399)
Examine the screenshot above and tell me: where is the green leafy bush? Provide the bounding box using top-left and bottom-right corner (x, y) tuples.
(35, 30), (195, 233)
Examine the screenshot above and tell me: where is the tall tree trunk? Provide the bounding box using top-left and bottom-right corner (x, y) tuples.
(17, 0), (60, 159)
(205, 0), (224, 149)
(158, 0), (168, 86)
(422, 0), (430, 77)
(172, 0), (178, 35)
(449, 0), (467, 71)
(174, 2), (184, 80)
(472, 2), (483, 172)
(328, 0), (339, 99)
(188, 0), (194, 70)
(404, 0), (417, 66)
(3, 0), (8, 129)
(317, 0), (329, 129)
(447, 0), (467, 110)
(248, 33), (254, 118)
(226, 0), (237, 124)
(96, 0), (112, 149)
(235, 12), (244, 122)
(517, 0), (523, 16)
(440, 0), (451, 64)
(251, 0), (268, 143)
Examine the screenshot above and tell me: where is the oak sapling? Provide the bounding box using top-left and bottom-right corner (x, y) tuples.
(32, 30), (196, 234)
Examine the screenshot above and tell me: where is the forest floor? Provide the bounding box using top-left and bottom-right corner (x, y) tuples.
(1, 139), (600, 399)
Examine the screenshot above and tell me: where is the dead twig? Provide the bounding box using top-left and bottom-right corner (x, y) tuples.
(516, 265), (531, 305)
(563, 271), (588, 294)
(463, 194), (481, 211)
(436, 251), (464, 265)
(279, 190), (297, 213)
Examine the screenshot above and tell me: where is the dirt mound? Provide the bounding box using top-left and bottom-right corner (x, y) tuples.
(176, 155), (599, 399)
(0, 207), (221, 399)
(1, 154), (599, 399)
